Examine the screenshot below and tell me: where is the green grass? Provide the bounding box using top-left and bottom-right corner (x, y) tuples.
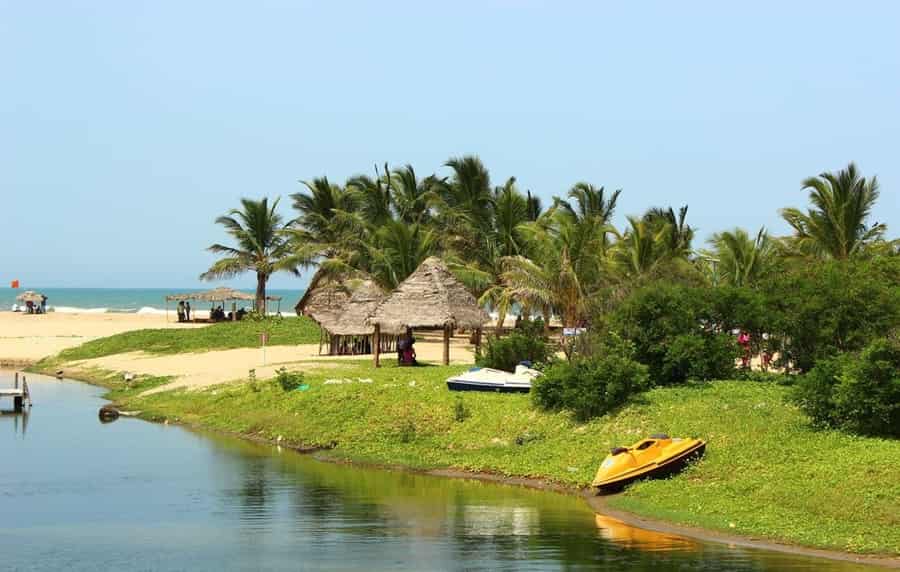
(53, 317), (321, 361)
(112, 364), (900, 555)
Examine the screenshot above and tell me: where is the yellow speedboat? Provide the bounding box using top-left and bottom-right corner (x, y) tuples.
(592, 434), (706, 494)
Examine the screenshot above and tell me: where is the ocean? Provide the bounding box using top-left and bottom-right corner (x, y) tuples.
(0, 288), (303, 315)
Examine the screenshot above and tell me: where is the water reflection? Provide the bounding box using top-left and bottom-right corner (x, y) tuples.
(3, 408), (29, 437)
(594, 514), (698, 552)
(0, 374), (887, 572)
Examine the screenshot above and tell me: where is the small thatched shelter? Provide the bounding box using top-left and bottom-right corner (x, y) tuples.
(165, 287), (282, 321)
(16, 290), (47, 314)
(295, 269), (352, 331)
(15, 290), (45, 304)
(368, 257), (490, 366)
(318, 279), (401, 356)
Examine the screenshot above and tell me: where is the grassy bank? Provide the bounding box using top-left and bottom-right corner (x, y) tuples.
(53, 317), (320, 361)
(102, 361), (900, 555)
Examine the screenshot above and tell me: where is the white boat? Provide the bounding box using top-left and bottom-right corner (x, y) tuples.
(446, 365), (541, 393)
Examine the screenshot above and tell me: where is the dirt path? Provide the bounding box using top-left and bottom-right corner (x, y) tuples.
(67, 336), (475, 394)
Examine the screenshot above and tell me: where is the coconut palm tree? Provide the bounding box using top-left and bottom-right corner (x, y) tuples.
(780, 162), (886, 259)
(390, 164), (434, 224)
(525, 190), (543, 222)
(366, 220), (437, 289)
(346, 164), (394, 227)
(290, 176), (358, 255)
(499, 200), (612, 328)
(705, 227), (772, 287)
(610, 216), (669, 278)
(433, 156), (494, 256)
(456, 178), (532, 327)
(564, 183), (621, 223)
(201, 197), (298, 313)
(643, 205), (694, 258)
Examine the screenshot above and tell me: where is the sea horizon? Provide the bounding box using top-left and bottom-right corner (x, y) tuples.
(1, 287), (304, 314)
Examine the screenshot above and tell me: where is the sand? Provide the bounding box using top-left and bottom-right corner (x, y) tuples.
(0, 311), (476, 392)
(68, 332), (475, 394)
(0, 311), (201, 365)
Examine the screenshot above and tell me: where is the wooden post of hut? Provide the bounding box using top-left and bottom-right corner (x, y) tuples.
(443, 323), (450, 365)
(474, 327), (482, 357)
(373, 323), (381, 367)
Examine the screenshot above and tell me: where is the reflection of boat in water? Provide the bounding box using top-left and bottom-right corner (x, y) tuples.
(594, 514), (698, 552)
(592, 434), (706, 494)
(446, 365), (540, 393)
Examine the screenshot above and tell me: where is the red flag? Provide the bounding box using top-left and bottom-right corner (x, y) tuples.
(10, 280), (19, 289)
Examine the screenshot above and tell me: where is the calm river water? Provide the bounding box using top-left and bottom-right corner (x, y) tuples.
(0, 374), (885, 571)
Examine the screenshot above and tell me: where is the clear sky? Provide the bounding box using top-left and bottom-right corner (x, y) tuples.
(2, 1), (898, 289)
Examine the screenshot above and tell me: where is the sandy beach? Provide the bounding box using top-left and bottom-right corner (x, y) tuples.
(68, 332), (475, 394)
(0, 311), (200, 366)
(2, 311), (475, 392)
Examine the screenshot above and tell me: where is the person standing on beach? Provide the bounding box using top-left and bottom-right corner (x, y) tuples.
(185, 301), (191, 322)
(177, 301), (185, 322)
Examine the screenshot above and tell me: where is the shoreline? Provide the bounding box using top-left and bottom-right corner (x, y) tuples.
(24, 368), (897, 569)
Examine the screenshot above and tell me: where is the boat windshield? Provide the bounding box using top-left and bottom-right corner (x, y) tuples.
(635, 440), (656, 450)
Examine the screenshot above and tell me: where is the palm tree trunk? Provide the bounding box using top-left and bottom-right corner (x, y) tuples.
(256, 272), (267, 314)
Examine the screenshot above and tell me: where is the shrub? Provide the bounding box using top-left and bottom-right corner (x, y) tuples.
(533, 335), (650, 421)
(477, 323), (553, 372)
(609, 285), (752, 384)
(662, 333), (739, 382)
(275, 367), (305, 391)
(453, 397), (470, 422)
(764, 258), (900, 372)
(790, 338), (900, 437)
(398, 417), (417, 443)
(608, 285), (698, 384)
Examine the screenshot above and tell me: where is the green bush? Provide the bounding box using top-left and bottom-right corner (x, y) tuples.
(609, 285), (755, 384)
(662, 333), (739, 382)
(608, 285), (698, 384)
(477, 323), (553, 372)
(275, 367), (305, 391)
(790, 338), (900, 437)
(533, 335), (650, 421)
(764, 258), (900, 372)
(453, 396), (470, 422)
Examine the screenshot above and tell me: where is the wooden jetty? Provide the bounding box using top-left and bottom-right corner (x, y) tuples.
(1, 372), (32, 413)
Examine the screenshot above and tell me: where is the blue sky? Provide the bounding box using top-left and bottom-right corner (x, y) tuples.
(2, 1), (898, 289)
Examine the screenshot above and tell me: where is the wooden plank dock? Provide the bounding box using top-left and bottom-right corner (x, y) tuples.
(2, 372), (32, 412)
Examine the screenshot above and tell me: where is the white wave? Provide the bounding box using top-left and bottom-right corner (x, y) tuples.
(136, 306), (168, 316)
(50, 306), (110, 314)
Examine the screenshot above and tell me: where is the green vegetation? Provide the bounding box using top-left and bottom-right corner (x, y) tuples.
(476, 321), (553, 371)
(609, 285), (746, 385)
(49, 317), (320, 361)
(533, 334), (649, 421)
(791, 338), (900, 437)
(108, 366), (899, 555)
(764, 257), (900, 372)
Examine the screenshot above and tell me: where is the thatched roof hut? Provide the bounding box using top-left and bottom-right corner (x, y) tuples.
(164, 287), (282, 321)
(166, 287), (270, 302)
(369, 257), (489, 331)
(368, 257), (489, 365)
(308, 279), (401, 356)
(294, 269), (353, 331)
(15, 290), (45, 304)
(329, 280), (390, 336)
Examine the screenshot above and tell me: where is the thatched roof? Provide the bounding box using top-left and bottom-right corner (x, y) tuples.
(15, 290), (45, 303)
(368, 257), (490, 330)
(166, 287), (281, 303)
(327, 280), (398, 336)
(295, 268), (353, 328)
